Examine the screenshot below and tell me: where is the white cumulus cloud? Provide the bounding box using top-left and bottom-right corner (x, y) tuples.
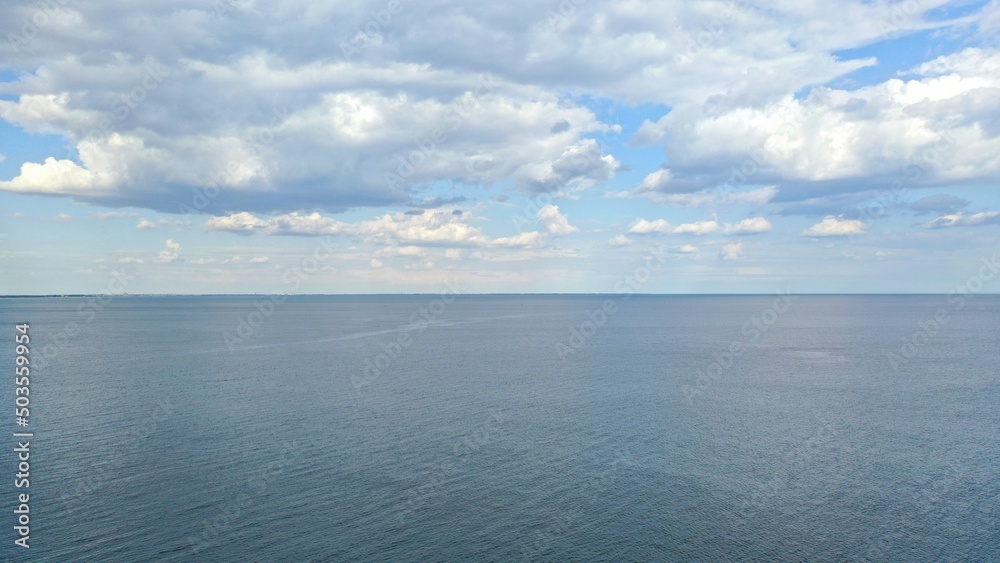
(803, 215), (866, 237)
(720, 242), (745, 261)
(157, 239), (181, 263)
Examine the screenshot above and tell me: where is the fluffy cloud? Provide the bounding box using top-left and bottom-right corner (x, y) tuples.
(0, 53), (618, 213)
(720, 242), (745, 261)
(629, 216), (771, 236)
(536, 204), (579, 236)
(608, 234), (632, 247)
(204, 211), (284, 234)
(0, 0), (981, 214)
(629, 47), (1000, 203)
(157, 239), (181, 263)
(222, 256), (270, 264)
(204, 209), (547, 248)
(613, 186), (779, 209)
(803, 215), (866, 237)
(136, 218), (188, 230)
(627, 219), (672, 234)
(725, 187), (779, 207)
(672, 220), (721, 236)
(723, 217), (772, 235)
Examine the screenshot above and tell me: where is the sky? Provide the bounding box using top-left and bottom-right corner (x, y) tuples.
(1, 0), (999, 294)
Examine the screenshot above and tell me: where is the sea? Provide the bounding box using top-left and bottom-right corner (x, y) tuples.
(0, 295), (997, 561)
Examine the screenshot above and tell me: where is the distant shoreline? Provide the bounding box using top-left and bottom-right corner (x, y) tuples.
(2, 293), (998, 298)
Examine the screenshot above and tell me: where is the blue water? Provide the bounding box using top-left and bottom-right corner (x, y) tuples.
(0, 295), (997, 561)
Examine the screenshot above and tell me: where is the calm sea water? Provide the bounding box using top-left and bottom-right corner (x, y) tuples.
(0, 295), (997, 561)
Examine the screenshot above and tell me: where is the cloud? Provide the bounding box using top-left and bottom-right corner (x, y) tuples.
(50, 213), (73, 222)
(377, 246), (426, 258)
(720, 242), (745, 261)
(490, 231), (544, 248)
(636, 169), (672, 193)
(679, 245), (699, 253)
(536, 204), (579, 236)
(608, 234), (632, 247)
(627, 218), (672, 234)
(921, 211), (1000, 229)
(724, 187), (779, 207)
(204, 211), (275, 234)
(0, 57), (618, 213)
(95, 211), (139, 220)
(118, 257), (145, 264)
(617, 185), (779, 209)
(909, 194), (970, 215)
(628, 217), (721, 235)
(1, 0), (980, 214)
(803, 215), (866, 236)
(723, 217), (772, 235)
(204, 209), (546, 248)
(135, 218), (188, 230)
(222, 255), (271, 264)
(672, 219), (721, 235)
(629, 216), (770, 235)
(157, 239), (181, 263)
(627, 217), (719, 235)
(627, 47), (1000, 201)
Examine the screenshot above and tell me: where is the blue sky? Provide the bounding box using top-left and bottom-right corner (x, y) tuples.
(1, 0), (999, 294)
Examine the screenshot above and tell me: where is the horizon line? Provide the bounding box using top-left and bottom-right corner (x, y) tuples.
(2, 293), (998, 298)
